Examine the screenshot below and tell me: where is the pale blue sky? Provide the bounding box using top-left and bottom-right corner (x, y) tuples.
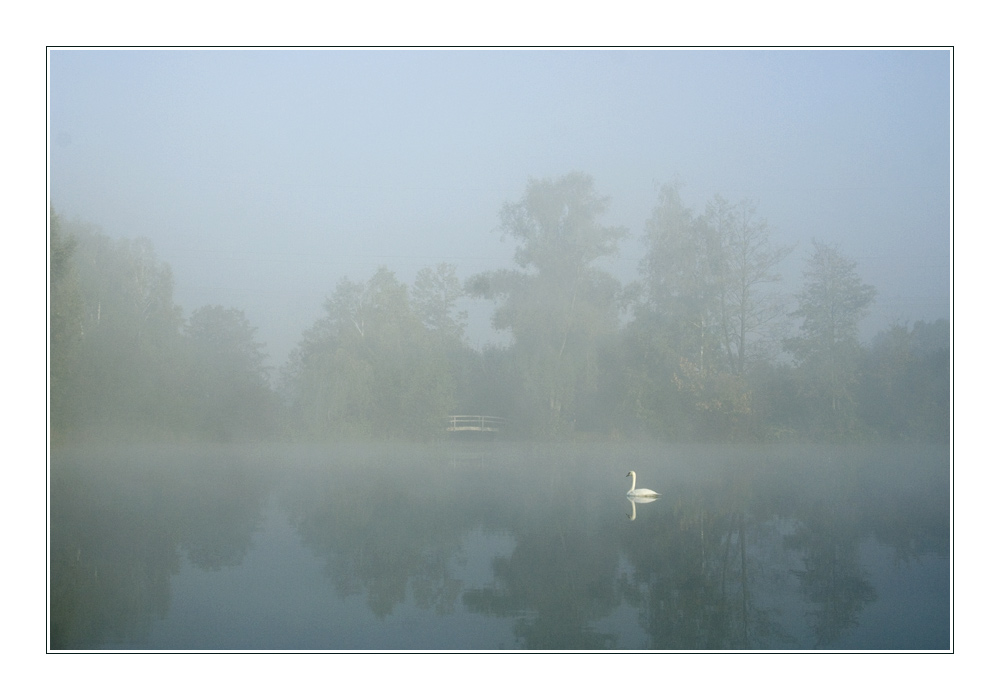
(49, 48), (951, 366)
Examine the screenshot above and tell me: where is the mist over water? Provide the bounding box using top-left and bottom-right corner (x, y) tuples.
(50, 442), (949, 650)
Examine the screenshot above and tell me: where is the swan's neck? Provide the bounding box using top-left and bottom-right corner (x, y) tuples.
(630, 472), (636, 491)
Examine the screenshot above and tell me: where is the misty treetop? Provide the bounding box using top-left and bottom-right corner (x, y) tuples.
(282, 266), (458, 440)
(412, 262), (468, 342)
(49, 173), (949, 443)
(49, 214), (274, 440)
(624, 185), (794, 438)
(185, 305), (275, 440)
(468, 173), (627, 436)
(784, 240), (879, 435)
(498, 172), (627, 275)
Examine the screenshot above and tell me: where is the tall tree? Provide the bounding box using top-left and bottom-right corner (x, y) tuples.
(60, 227), (186, 436)
(49, 208), (82, 434)
(715, 198), (792, 377)
(857, 319), (950, 441)
(628, 186), (789, 438)
(468, 172), (626, 435)
(412, 262), (467, 343)
(636, 184), (712, 368)
(185, 305), (273, 439)
(286, 267), (455, 439)
(785, 240), (876, 435)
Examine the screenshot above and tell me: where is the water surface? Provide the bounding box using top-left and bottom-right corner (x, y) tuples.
(49, 442), (950, 650)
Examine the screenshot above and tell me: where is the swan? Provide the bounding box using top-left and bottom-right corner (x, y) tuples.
(626, 470), (660, 498)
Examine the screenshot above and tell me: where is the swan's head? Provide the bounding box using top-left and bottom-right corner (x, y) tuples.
(626, 470), (636, 478)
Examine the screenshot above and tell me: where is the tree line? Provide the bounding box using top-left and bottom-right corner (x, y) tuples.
(48, 172), (950, 442)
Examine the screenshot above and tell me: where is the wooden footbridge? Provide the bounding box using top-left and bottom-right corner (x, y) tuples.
(446, 415), (507, 434)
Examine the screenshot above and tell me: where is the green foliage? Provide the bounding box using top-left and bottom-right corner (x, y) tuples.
(468, 172), (626, 436)
(413, 262), (467, 342)
(857, 320), (950, 440)
(673, 357), (752, 437)
(54, 225), (187, 437)
(785, 241), (877, 437)
(49, 173), (947, 444)
(49, 216), (277, 441)
(49, 209), (83, 433)
(285, 267), (456, 439)
(638, 184), (719, 371)
(626, 185), (790, 440)
(714, 198), (793, 376)
(787, 241), (877, 353)
(185, 305), (275, 440)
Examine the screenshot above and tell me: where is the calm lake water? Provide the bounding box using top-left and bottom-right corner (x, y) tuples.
(49, 442), (951, 651)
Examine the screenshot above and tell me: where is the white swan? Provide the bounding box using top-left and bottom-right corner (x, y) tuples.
(626, 470), (660, 498)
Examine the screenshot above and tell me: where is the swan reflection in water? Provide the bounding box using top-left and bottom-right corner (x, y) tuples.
(625, 470), (660, 520)
(626, 495), (661, 520)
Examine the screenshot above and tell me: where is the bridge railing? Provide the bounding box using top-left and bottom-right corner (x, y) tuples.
(446, 415), (507, 433)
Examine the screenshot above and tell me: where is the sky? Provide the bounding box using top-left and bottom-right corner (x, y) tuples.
(48, 48), (952, 369)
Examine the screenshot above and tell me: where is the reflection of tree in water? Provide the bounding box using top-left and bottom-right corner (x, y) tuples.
(50, 443), (948, 649)
(782, 460), (879, 648)
(855, 444), (950, 565)
(617, 471), (789, 650)
(283, 446), (624, 646)
(771, 446), (945, 648)
(327, 494), (465, 619)
(285, 446), (622, 641)
(174, 454), (269, 570)
(461, 452), (623, 650)
(459, 445), (935, 651)
(464, 526), (620, 649)
(640, 444), (948, 651)
(786, 521), (876, 648)
(51, 451), (178, 648)
(51, 490), (178, 648)
(283, 449), (479, 620)
(284, 446), (627, 648)
(50, 446), (271, 649)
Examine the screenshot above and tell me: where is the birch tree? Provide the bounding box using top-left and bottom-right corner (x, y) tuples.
(785, 240), (876, 434)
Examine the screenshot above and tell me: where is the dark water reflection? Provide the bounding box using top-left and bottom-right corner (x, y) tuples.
(49, 442), (950, 650)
